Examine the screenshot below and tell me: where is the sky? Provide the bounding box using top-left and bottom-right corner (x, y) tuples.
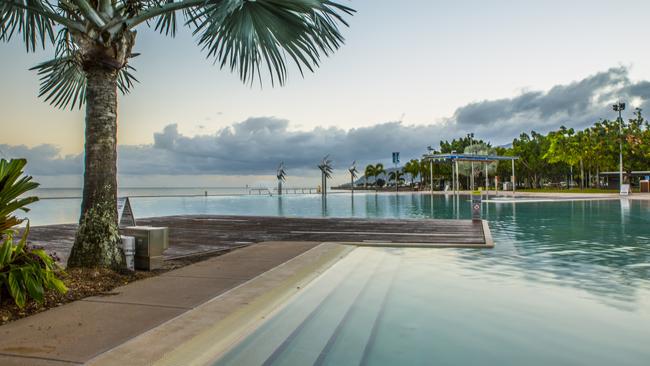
(1, 0), (650, 187)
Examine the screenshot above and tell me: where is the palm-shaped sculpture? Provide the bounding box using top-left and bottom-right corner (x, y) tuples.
(348, 160), (358, 193)
(276, 162), (286, 195)
(1, 0), (353, 268)
(318, 155), (333, 196)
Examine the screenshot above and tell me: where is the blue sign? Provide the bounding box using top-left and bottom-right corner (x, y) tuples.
(392, 152), (400, 164)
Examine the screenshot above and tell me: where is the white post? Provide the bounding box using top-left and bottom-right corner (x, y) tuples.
(511, 159), (517, 198)
(484, 162), (489, 197)
(454, 160), (460, 195)
(470, 161), (475, 190)
(450, 161), (455, 194)
(430, 159), (434, 193)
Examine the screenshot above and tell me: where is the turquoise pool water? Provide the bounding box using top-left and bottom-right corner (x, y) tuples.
(27, 193), (650, 364)
(204, 194), (648, 366)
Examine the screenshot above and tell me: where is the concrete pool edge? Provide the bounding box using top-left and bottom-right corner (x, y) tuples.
(87, 242), (353, 366)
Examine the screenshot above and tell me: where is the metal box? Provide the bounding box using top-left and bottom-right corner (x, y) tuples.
(121, 226), (169, 270)
(641, 180), (649, 193)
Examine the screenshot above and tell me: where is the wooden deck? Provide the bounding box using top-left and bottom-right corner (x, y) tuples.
(28, 215), (492, 265)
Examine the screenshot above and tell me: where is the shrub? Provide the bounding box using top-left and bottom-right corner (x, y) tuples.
(1, 225), (67, 308)
(0, 159), (67, 308)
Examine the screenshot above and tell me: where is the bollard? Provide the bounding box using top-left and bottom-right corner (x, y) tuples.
(471, 190), (482, 221)
(121, 235), (136, 271)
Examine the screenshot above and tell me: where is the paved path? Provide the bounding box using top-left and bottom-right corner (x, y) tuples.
(0, 241), (322, 365)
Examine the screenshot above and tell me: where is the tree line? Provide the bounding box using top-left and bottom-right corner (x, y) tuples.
(363, 108), (650, 190)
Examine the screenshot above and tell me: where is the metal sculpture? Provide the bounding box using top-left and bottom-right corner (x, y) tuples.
(348, 160), (358, 194)
(276, 162), (287, 195)
(318, 155), (333, 196)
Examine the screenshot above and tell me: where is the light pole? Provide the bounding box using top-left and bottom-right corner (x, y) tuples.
(613, 101), (625, 191)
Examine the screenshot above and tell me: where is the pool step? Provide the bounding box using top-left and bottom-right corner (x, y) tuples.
(215, 249), (376, 366)
(315, 252), (401, 366)
(260, 250), (386, 365)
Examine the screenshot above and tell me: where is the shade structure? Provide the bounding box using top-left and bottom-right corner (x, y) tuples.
(422, 153), (519, 195)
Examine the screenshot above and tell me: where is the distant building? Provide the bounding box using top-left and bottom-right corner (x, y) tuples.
(600, 171), (650, 189)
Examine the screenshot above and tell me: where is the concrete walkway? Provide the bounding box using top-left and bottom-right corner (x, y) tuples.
(0, 241), (324, 365)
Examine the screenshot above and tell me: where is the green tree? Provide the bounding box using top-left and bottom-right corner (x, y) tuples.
(373, 163), (386, 190)
(403, 159), (420, 186)
(364, 164), (375, 187)
(545, 126), (581, 188)
(511, 131), (551, 188)
(439, 133), (488, 154)
(388, 169), (404, 188)
(1, 0), (353, 268)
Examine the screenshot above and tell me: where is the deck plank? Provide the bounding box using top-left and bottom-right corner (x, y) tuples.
(27, 215), (489, 265)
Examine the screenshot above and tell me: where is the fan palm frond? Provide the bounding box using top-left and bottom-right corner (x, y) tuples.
(28, 28), (139, 109)
(0, 0), (58, 51)
(187, 0), (354, 86)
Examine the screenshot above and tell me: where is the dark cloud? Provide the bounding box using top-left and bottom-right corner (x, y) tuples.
(452, 66), (650, 141)
(4, 67), (650, 176)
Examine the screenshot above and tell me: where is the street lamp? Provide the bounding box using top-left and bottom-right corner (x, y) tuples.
(613, 101), (625, 192)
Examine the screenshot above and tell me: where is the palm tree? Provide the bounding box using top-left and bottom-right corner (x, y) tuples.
(388, 169), (404, 191)
(364, 164), (375, 187)
(403, 159), (420, 187)
(1, 0), (353, 268)
(373, 163), (386, 181)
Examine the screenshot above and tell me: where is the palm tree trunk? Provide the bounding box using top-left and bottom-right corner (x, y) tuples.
(67, 65), (124, 269)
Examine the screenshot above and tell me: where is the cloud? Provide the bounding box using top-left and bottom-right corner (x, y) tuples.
(451, 66), (650, 141)
(3, 66), (650, 177)
(0, 144), (81, 176)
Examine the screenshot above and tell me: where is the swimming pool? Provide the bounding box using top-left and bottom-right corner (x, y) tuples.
(29, 193), (650, 364)
(199, 195), (648, 365)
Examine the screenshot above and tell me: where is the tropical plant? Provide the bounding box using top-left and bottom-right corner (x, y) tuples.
(403, 159), (420, 186)
(1, 225), (68, 308)
(0, 159), (67, 308)
(373, 163), (386, 182)
(364, 164), (375, 187)
(1, 0), (354, 268)
(0, 159), (39, 232)
(388, 170), (404, 186)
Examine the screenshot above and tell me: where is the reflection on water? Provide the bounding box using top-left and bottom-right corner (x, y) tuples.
(26, 193), (650, 310)
(217, 246), (650, 366)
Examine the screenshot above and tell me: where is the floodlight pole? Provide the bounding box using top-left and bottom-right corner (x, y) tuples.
(615, 103), (625, 190)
